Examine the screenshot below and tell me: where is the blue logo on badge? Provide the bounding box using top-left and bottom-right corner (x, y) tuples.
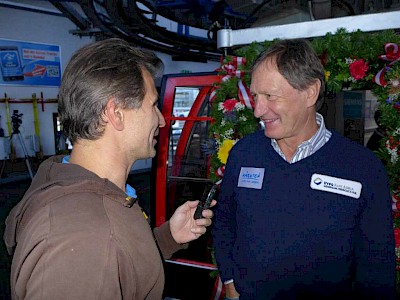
(314, 177), (322, 185)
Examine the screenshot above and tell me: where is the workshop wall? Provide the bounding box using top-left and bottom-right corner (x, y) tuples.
(0, 5), (219, 164)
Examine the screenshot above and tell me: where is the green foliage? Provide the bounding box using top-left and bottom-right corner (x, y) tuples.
(311, 29), (400, 92)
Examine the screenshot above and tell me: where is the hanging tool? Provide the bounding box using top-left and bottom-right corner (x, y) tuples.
(4, 93), (12, 137)
(32, 93), (43, 158)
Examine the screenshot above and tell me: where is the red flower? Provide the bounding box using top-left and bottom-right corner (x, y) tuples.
(318, 50), (328, 66)
(394, 228), (400, 248)
(349, 59), (369, 80)
(387, 136), (400, 150)
(394, 103), (400, 114)
(222, 98), (239, 112)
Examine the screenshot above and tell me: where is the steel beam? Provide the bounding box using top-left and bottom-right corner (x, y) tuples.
(217, 10), (400, 49)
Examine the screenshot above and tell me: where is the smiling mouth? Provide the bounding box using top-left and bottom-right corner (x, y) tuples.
(261, 118), (279, 124)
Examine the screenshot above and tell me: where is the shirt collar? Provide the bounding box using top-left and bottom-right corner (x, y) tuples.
(271, 113), (331, 163)
(62, 155), (137, 198)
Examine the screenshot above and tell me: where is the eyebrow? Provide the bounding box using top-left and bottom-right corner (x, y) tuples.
(251, 90), (277, 95)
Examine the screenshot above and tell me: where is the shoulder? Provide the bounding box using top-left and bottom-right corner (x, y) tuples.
(224, 130), (272, 169)
(329, 131), (381, 162)
(16, 174), (124, 241)
(328, 131), (384, 172)
(233, 130), (269, 151)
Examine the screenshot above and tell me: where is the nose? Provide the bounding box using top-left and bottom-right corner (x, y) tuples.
(253, 97), (268, 119)
(157, 108), (166, 128)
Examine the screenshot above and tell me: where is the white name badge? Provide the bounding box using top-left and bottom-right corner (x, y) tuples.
(238, 167), (265, 189)
(310, 173), (362, 199)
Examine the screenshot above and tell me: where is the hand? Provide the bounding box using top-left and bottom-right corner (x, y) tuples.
(169, 199), (216, 244)
(225, 282), (240, 299)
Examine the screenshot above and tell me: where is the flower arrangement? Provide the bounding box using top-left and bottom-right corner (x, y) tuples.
(208, 55), (259, 183)
(311, 28), (400, 92)
(208, 28), (400, 288)
(372, 64), (400, 284)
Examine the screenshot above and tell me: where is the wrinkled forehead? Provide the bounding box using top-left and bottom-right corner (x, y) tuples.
(251, 57), (280, 78)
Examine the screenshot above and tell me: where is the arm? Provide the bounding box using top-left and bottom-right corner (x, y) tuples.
(212, 152), (239, 285)
(353, 160), (396, 297)
(225, 281), (240, 299)
(154, 220), (188, 259)
(155, 200), (215, 259)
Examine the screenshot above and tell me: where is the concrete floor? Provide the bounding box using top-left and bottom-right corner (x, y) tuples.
(0, 178), (30, 300)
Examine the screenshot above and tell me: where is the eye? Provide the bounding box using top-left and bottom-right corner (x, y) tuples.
(266, 94), (278, 101)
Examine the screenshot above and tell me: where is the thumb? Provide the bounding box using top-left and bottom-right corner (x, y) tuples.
(186, 200), (200, 208)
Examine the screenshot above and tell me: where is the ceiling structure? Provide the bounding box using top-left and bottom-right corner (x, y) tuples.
(3, 0), (400, 61)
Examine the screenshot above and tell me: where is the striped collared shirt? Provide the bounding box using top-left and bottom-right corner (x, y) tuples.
(271, 113), (332, 164)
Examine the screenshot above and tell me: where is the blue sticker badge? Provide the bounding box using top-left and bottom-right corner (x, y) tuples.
(238, 167), (265, 189)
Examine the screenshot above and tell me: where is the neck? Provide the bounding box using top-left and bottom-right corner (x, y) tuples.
(278, 141), (298, 162)
(69, 139), (132, 191)
(277, 114), (319, 162)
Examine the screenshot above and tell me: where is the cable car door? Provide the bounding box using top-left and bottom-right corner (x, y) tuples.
(155, 72), (223, 300)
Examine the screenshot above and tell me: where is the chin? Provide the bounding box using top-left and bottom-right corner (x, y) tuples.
(264, 128), (274, 138)
(264, 129), (280, 140)
(148, 148), (156, 158)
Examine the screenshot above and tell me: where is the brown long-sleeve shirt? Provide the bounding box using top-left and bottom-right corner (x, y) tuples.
(4, 156), (185, 299)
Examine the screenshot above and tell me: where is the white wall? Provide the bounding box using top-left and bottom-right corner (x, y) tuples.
(0, 6), (94, 157)
(0, 7), (94, 99)
(0, 5), (220, 170)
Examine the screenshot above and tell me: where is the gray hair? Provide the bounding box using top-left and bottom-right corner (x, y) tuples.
(251, 39), (325, 108)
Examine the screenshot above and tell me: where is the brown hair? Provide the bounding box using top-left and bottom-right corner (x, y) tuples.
(58, 38), (163, 143)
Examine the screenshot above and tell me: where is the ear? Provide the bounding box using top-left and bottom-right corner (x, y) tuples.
(104, 98), (124, 131)
(305, 80), (321, 108)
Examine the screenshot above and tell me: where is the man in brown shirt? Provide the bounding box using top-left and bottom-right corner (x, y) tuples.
(4, 38), (215, 300)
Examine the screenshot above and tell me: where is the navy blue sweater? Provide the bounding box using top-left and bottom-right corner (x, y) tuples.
(212, 130), (396, 299)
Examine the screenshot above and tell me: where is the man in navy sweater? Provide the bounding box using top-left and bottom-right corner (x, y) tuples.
(212, 39), (396, 299)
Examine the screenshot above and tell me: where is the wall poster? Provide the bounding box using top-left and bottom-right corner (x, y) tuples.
(0, 39), (61, 87)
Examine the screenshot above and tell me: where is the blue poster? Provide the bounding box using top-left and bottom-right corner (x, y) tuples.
(0, 39), (61, 86)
